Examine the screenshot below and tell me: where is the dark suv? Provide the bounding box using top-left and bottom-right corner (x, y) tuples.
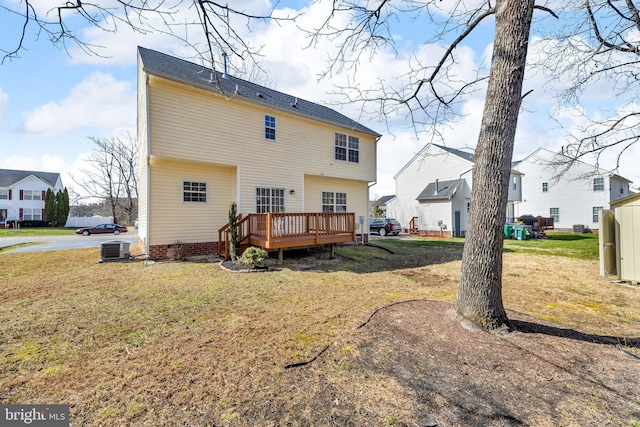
(369, 218), (402, 236)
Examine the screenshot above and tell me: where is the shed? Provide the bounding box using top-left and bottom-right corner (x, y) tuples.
(603, 192), (640, 282)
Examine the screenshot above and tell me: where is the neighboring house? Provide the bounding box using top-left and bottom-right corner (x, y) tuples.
(386, 143), (523, 237)
(137, 47), (380, 259)
(370, 194), (395, 217)
(0, 169), (64, 227)
(513, 148), (632, 231)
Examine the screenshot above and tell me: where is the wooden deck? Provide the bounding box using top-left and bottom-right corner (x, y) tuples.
(218, 212), (356, 260)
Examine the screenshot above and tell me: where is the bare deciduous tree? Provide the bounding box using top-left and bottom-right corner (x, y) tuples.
(535, 0), (640, 173)
(72, 135), (138, 225)
(1, 0), (299, 72)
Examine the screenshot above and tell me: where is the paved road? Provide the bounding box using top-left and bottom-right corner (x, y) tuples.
(0, 232), (138, 254)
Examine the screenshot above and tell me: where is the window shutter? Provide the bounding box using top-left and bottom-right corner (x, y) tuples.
(8, 189), (11, 200)
(42, 190), (46, 200)
(42, 209), (45, 220)
(19, 208), (23, 220)
(20, 190), (23, 200)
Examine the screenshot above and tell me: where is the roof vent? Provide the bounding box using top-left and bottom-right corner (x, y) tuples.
(291, 97), (298, 108)
(257, 92), (264, 98)
(235, 84), (239, 94)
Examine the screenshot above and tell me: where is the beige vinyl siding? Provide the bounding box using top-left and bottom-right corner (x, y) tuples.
(304, 175), (369, 232)
(148, 158), (235, 245)
(147, 77), (376, 188)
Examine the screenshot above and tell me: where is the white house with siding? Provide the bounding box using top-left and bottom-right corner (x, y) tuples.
(0, 169), (63, 227)
(137, 47), (380, 259)
(386, 143), (523, 237)
(513, 148), (632, 231)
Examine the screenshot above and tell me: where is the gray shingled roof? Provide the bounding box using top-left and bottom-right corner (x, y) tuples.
(372, 195), (396, 207)
(0, 169), (60, 187)
(138, 47), (380, 137)
(433, 144), (475, 163)
(416, 179), (465, 201)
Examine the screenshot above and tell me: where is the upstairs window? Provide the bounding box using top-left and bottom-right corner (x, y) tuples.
(348, 136), (359, 163)
(322, 191), (347, 212)
(265, 115), (276, 140)
(183, 181), (207, 203)
(335, 133), (359, 163)
(513, 177), (517, 190)
(23, 190), (33, 200)
(593, 177), (604, 191)
(542, 182), (548, 192)
(0, 190), (7, 200)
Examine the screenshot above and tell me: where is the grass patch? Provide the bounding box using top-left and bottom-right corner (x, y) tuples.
(0, 227), (78, 237)
(0, 237), (637, 425)
(503, 231), (600, 260)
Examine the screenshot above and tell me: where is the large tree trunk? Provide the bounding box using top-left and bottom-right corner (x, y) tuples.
(454, 0), (535, 331)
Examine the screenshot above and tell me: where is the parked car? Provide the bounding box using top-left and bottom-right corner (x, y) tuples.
(369, 218), (402, 236)
(76, 223), (128, 236)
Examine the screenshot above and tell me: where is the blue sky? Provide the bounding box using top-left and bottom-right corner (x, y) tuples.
(1, 0), (638, 202)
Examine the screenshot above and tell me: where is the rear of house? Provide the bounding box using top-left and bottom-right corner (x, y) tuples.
(387, 143), (522, 237)
(514, 148), (632, 231)
(137, 47), (379, 259)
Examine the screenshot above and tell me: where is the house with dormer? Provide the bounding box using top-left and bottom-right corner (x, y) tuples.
(386, 143), (523, 237)
(136, 47), (380, 259)
(0, 169), (64, 227)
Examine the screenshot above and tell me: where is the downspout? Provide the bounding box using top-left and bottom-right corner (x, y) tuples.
(144, 72), (152, 259)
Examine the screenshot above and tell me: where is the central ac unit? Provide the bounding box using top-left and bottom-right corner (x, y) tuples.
(101, 241), (131, 262)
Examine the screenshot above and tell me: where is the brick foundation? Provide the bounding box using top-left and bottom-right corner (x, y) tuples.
(416, 230), (453, 238)
(148, 241), (219, 260)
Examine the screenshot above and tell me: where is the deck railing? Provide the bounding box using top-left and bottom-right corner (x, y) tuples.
(218, 212), (356, 259)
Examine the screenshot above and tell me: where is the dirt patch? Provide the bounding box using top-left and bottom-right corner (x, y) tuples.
(346, 300), (640, 426)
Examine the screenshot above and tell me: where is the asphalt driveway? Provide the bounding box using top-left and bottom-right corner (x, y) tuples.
(0, 232), (138, 254)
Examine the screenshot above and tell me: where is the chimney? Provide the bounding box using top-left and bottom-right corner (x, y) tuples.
(222, 52), (229, 79)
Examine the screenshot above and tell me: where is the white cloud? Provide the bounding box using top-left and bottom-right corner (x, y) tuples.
(21, 72), (135, 135)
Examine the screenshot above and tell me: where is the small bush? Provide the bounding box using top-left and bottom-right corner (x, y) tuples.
(239, 246), (268, 268)
(167, 241), (189, 261)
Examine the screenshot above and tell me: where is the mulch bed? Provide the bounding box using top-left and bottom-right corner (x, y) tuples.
(348, 300), (640, 426)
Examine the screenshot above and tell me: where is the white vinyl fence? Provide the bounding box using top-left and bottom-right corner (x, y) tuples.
(65, 215), (113, 228)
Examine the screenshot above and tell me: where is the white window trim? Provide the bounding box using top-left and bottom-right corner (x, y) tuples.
(322, 191), (347, 213)
(255, 186), (286, 213)
(182, 180), (208, 203)
(265, 115), (276, 141)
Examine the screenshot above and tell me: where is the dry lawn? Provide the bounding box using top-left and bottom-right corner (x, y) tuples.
(0, 236), (639, 426)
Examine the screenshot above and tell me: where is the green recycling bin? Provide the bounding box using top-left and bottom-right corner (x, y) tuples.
(514, 225), (527, 241)
(504, 224), (514, 239)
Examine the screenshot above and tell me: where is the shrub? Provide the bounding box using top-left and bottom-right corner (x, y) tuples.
(239, 246), (268, 268)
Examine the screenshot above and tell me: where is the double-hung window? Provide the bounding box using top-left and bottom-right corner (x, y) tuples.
(256, 187), (285, 213)
(0, 190), (8, 200)
(23, 208), (42, 220)
(322, 191), (347, 212)
(542, 182), (548, 192)
(183, 181), (207, 203)
(265, 115), (276, 140)
(593, 177), (604, 191)
(550, 207), (559, 222)
(335, 133), (359, 163)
